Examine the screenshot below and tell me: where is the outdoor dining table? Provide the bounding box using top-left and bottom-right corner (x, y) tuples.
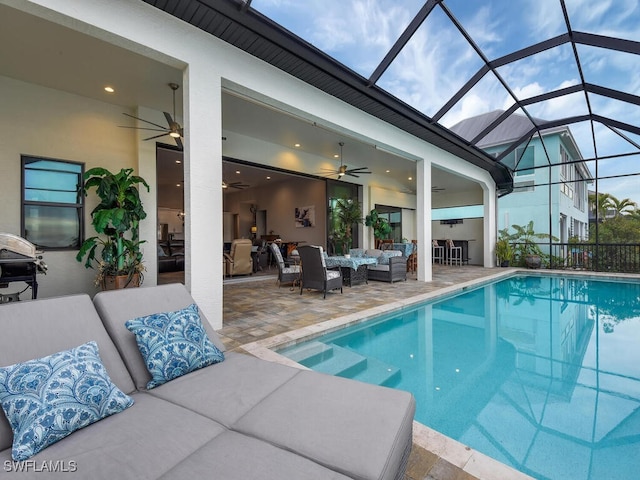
(324, 255), (378, 287)
(392, 242), (414, 257)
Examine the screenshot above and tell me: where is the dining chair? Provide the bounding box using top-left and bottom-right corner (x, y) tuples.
(432, 240), (444, 264)
(380, 239), (394, 251)
(446, 239), (462, 266)
(269, 242), (301, 287)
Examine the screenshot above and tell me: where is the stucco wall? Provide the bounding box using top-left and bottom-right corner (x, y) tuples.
(0, 75), (138, 298)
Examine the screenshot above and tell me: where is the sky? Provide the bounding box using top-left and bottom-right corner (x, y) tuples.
(251, 0), (640, 206)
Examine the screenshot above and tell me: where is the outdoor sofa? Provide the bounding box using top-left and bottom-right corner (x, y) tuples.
(0, 283), (415, 479)
(357, 249), (407, 283)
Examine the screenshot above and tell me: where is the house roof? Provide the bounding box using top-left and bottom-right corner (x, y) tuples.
(140, 0), (640, 199)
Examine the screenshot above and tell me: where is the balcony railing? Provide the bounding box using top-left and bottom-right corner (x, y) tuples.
(519, 243), (640, 273)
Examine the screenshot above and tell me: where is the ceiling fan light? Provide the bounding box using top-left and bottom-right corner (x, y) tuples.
(169, 131), (180, 138)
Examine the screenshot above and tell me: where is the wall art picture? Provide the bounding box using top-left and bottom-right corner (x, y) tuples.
(295, 205), (315, 228)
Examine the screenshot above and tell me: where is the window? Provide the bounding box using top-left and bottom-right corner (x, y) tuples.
(514, 146), (534, 176)
(375, 205), (403, 242)
(22, 156), (84, 249)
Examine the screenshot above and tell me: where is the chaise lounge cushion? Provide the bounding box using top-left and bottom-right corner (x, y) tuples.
(146, 352), (299, 428)
(233, 370), (415, 480)
(160, 430), (353, 480)
(0, 393), (227, 480)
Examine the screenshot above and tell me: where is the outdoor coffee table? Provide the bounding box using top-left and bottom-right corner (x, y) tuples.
(324, 256), (377, 287)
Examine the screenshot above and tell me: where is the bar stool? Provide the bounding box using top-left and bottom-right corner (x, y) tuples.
(432, 240), (444, 264)
(446, 239), (462, 266)
(408, 240), (418, 273)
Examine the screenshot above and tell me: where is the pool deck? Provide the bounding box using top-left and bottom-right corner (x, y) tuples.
(220, 265), (531, 480)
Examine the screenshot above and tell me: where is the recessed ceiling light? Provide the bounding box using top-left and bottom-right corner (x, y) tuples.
(408, 177), (413, 181)
(104, 86), (115, 93)
(266, 176), (271, 180)
(175, 160), (181, 164)
(386, 170), (390, 173)
(334, 154), (339, 158)
(294, 143), (301, 147)
(236, 170), (241, 174)
(176, 183), (181, 187)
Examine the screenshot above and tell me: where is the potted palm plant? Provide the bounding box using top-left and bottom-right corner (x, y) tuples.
(365, 209), (392, 248)
(76, 167), (150, 289)
(332, 197), (363, 254)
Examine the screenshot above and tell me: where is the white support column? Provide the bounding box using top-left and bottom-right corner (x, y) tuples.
(416, 157), (432, 281)
(484, 185), (497, 267)
(183, 66), (223, 329)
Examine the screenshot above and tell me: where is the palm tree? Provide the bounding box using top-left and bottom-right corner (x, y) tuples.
(610, 196), (637, 217)
(589, 192), (614, 222)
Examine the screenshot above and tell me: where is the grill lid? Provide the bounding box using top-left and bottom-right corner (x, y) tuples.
(0, 233), (37, 260)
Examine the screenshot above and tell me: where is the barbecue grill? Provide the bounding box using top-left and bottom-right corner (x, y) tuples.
(0, 233), (47, 303)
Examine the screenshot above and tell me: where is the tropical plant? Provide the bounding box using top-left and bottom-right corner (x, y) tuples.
(331, 197), (363, 253)
(503, 221), (558, 268)
(365, 209), (392, 245)
(76, 167), (150, 287)
(495, 228), (514, 266)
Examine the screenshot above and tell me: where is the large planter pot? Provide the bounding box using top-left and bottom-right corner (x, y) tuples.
(525, 255), (541, 269)
(101, 273), (140, 290)
(500, 260), (510, 267)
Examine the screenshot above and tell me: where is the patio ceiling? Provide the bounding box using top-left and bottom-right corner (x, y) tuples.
(142, 0), (640, 202)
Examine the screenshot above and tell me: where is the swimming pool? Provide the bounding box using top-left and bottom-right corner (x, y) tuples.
(277, 274), (640, 480)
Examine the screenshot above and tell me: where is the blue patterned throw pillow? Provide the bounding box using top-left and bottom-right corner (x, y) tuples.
(0, 341), (134, 461)
(125, 304), (224, 389)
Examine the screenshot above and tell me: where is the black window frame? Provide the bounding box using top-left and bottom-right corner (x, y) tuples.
(21, 155), (85, 251)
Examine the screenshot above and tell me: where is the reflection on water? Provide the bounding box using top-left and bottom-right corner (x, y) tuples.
(279, 275), (640, 480)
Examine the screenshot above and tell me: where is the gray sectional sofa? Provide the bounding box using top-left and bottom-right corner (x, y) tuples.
(0, 283), (415, 479)
(363, 249), (408, 283)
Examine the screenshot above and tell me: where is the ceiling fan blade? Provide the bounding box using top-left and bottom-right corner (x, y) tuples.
(118, 125), (168, 132)
(164, 111), (174, 126)
(174, 136), (183, 149)
(349, 170), (371, 174)
(122, 113), (168, 130)
(143, 132), (170, 141)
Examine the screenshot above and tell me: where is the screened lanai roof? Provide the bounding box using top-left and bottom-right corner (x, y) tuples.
(143, 0), (640, 201)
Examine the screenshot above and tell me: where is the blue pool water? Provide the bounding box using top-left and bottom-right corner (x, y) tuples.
(278, 274), (640, 480)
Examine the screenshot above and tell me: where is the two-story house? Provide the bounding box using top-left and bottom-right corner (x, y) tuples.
(451, 111), (593, 244)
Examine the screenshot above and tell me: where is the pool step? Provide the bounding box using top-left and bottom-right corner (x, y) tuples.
(283, 341), (400, 387)
(309, 344), (368, 378)
(283, 341), (333, 365)
(350, 356), (401, 387)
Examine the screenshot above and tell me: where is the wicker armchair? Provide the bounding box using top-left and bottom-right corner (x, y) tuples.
(297, 245), (343, 299)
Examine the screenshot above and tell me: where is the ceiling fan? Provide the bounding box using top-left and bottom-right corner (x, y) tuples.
(222, 180), (249, 190)
(432, 186), (445, 193)
(120, 83), (184, 148)
(320, 142), (372, 179)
